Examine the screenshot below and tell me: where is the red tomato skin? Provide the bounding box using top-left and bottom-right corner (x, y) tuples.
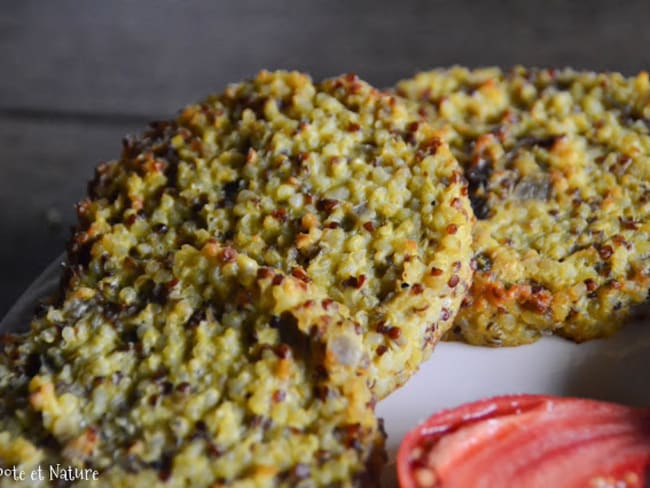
(397, 394), (650, 488)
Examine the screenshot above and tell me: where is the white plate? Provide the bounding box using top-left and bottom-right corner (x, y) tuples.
(2, 260), (650, 487)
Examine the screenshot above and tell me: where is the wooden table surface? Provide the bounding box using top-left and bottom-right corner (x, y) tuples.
(1, 0), (649, 318)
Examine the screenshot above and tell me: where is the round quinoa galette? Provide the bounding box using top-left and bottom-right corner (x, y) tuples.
(67, 71), (474, 397)
(0, 243), (384, 487)
(397, 66), (650, 345)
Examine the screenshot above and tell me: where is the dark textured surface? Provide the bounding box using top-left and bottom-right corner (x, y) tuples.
(1, 0), (650, 318)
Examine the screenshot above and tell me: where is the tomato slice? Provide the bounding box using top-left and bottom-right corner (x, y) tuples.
(397, 395), (650, 488)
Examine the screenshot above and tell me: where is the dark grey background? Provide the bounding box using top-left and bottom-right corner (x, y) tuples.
(1, 0), (649, 318)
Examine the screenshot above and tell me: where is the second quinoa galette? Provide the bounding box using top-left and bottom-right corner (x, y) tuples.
(68, 71), (474, 398)
(397, 66), (650, 345)
(0, 244), (384, 487)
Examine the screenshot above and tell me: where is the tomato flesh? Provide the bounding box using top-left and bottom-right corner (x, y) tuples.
(397, 395), (650, 488)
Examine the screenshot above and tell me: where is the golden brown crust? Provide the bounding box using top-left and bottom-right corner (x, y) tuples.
(397, 66), (650, 345)
(67, 70), (474, 396)
(0, 243), (384, 487)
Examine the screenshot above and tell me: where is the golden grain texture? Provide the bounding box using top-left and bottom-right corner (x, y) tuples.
(68, 71), (474, 397)
(397, 66), (650, 345)
(0, 243), (385, 488)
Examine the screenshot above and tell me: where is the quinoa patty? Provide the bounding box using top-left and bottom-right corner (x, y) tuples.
(397, 66), (650, 345)
(68, 71), (474, 397)
(0, 243), (384, 487)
